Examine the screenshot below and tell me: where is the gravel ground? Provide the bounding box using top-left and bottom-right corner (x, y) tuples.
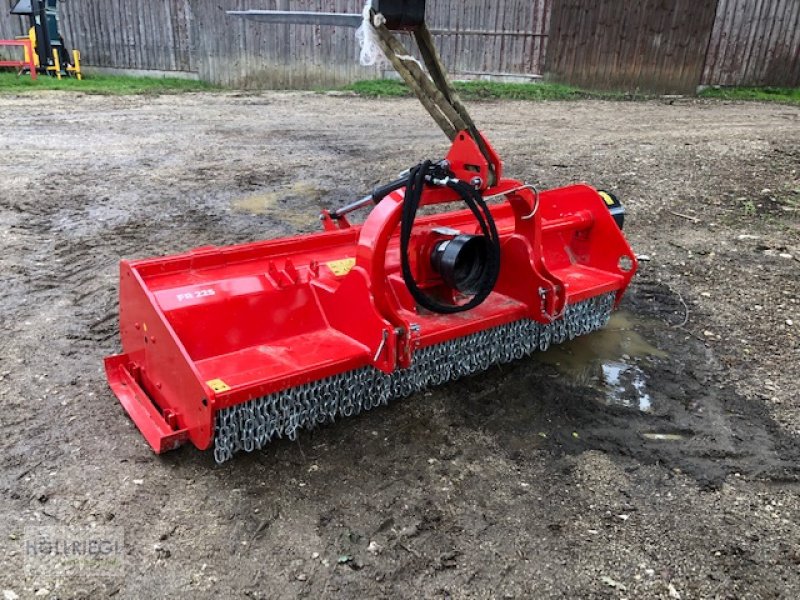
(0, 91), (799, 599)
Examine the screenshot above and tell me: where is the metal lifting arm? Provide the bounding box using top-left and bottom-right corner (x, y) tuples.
(228, 1), (497, 184)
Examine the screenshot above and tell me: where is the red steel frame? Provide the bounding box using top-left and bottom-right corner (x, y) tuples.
(105, 131), (637, 454)
(0, 39), (37, 80)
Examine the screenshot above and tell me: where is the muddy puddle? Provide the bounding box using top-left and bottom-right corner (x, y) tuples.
(536, 310), (667, 412)
(454, 284), (800, 489)
(232, 181), (324, 228)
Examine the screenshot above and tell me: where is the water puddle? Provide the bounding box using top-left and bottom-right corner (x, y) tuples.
(602, 362), (652, 411)
(537, 310), (667, 412)
(641, 432), (689, 441)
(232, 181), (323, 227)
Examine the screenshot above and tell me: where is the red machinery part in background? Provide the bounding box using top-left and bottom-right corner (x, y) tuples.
(0, 38), (37, 80)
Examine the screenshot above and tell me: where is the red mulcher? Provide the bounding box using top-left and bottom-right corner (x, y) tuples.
(104, 2), (637, 463)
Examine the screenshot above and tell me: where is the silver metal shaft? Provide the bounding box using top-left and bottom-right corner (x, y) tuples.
(227, 11), (363, 28)
(329, 194), (374, 219)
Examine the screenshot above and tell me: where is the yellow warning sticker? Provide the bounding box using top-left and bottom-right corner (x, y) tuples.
(599, 191), (616, 207)
(206, 378), (231, 393)
(326, 257), (356, 277)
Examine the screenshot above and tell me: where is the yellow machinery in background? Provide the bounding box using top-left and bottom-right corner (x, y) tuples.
(8, 0), (81, 79)
(23, 25), (81, 80)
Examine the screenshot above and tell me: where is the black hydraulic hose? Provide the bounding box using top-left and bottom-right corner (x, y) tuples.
(399, 161), (501, 314)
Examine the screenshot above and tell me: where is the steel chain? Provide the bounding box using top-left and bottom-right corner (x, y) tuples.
(213, 293), (615, 463)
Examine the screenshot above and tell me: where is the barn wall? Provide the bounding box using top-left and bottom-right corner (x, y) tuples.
(425, 0), (551, 79)
(2, 0), (799, 90)
(0, 0), (552, 86)
(191, 0), (373, 88)
(190, 0), (553, 88)
(0, 0), (195, 71)
(545, 0), (720, 94)
(702, 0), (800, 87)
(62, 0), (196, 72)
(0, 8), (26, 60)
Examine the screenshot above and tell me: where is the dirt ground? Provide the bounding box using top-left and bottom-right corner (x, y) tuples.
(1, 91), (799, 599)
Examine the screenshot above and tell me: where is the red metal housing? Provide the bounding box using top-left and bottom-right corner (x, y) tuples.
(105, 132), (637, 454)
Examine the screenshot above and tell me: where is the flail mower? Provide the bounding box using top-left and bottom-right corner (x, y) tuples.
(104, 0), (637, 463)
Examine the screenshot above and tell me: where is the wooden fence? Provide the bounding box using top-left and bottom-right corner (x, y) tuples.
(545, 0), (800, 92)
(1, 0), (798, 90)
(193, 0), (374, 88)
(545, 0), (720, 94)
(0, 0), (551, 87)
(425, 0), (551, 80)
(59, 0), (196, 72)
(0, 0), (195, 72)
(191, 0), (552, 88)
(702, 0), (800, 87)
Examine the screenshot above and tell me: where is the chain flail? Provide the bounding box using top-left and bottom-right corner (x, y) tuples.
(213, 293), (616, 463)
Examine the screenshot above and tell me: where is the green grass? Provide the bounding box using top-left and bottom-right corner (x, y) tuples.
(349, 80), (800, 105)
(0, 71), (218, 95)
(344, 79), (625, 101)
(5, 69), (796, 106)
(699, 86), (800, 105)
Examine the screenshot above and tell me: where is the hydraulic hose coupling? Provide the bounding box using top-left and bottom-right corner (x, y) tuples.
(430, 234), (490, 294)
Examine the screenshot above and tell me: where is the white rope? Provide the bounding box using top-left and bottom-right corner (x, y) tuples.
(395, 53), (424, 69)
(356, 2), (389, 67)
